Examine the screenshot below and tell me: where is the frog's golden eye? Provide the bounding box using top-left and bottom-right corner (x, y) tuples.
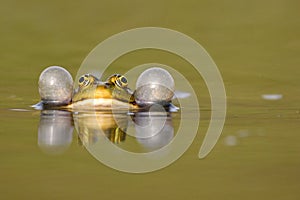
(116, 75), (128, 88)
(78, 74), (97, 88)
(78, 75), (88, 87)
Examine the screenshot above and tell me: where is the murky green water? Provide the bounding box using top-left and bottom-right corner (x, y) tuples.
(1, 0), (300, 199)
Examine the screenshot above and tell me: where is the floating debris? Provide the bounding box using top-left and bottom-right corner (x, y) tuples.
(10, 108), (31, 112)
(237, 129), (249, 138)
(174, 90), (191, 99)
(261, 94), (283, 100)
(224, 135), (238, 146)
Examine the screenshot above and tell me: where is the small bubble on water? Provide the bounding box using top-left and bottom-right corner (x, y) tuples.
(261, 94), (283, 100)
(224, 135), (238, 146)
(237, 129), (249, 138)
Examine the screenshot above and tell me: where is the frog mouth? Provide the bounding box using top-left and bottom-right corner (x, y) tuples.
(69, 98), (135, 111)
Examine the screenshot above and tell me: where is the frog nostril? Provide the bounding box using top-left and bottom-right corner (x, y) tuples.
(116, 79), (122, 87)
(83, 79), (90, 86)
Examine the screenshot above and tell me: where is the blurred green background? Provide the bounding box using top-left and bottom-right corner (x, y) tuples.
(1, 0), (300, 199)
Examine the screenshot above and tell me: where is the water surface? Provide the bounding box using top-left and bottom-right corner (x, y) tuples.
(1, 0), (300, 199)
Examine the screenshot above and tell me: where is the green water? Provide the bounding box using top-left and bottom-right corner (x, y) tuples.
(1, 0), (300, 199)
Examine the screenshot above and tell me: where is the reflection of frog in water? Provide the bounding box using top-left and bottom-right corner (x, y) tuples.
(58, 73), (134, 145)
(77, 127), (126, 146)
(38, 110), (129, 155)
(38, 110), (174, 155)
(74, 112), (128, 146)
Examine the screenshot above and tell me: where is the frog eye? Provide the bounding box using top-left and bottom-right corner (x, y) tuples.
(116, 75), (128, 88)
(121, 76), (127, 84)
(79, 76), (85, 83)
(79, 74), (92, 87)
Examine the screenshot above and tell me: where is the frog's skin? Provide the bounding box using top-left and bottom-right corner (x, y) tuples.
(36, 73), (177, 112)
(68, 74), (138, 111)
